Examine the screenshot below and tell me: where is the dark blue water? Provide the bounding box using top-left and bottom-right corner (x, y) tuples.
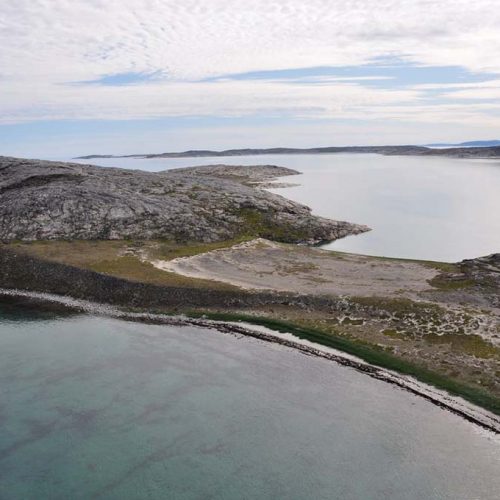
(1, 299), (499, 499)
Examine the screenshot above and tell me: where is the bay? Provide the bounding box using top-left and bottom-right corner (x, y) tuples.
(72, 153), (500, 262)
(1, 300), (499, 499)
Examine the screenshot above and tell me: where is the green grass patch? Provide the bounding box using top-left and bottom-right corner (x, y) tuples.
(428, 275), (476, 290)
(152, 236), (251, 260)
(88, 255), (237, 290)
(424, 332), (500, 359)
(5, 238), (248, 289)
(234, 208), (313, 242)
(351, 296), (443, 316)
(382, 328), (407, 340)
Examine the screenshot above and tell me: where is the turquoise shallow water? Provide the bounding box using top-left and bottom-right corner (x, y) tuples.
(1, 299), (500, 499)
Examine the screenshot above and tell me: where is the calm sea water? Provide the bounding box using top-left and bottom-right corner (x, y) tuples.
(72, 153), (500, 262)
(1, 299), (499, 499)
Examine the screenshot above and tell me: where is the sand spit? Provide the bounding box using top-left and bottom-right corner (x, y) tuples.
(1, 287), (499, 435)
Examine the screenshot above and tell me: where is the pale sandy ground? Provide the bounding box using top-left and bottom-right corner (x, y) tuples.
(150, 238), (439, 297)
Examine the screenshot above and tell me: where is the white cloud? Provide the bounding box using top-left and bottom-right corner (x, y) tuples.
(0, 77), (425, 123)
(3, 75), (500, 130)
(0, 0), (499, 130)
(2, 0), (500, 82)
(413, 81), (500, 91)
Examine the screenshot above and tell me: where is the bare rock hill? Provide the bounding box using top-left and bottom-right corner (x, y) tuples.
(0, 157), (368, 243)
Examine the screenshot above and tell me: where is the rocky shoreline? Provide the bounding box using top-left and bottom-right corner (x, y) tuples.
(1, 241), (499, 420)
(1, 287), (499, 434)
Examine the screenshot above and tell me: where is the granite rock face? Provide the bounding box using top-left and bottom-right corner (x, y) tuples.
(462, 253), (500, 275)
(0, 157), (369, 243)
(461, 254), (500, 305)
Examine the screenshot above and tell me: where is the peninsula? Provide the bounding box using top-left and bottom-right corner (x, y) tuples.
(1, 156), (499, 429)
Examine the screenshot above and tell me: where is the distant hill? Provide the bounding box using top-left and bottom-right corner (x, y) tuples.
(426, 140), (500, 148)
(77, 144), (500, 160)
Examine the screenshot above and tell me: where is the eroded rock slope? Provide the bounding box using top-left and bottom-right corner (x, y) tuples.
(0, 157), (368, 243)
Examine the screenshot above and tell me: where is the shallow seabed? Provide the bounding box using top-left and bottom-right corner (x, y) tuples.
(1, 300), (499, 500)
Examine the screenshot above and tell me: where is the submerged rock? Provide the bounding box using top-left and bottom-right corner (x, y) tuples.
(0, 157), (369, 243)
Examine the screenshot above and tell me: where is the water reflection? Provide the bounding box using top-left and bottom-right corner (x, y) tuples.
(72, 153), (500, 262)
(1, 301), (499, 499)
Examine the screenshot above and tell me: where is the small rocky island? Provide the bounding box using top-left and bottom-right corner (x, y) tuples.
(0, 157), (367, 243)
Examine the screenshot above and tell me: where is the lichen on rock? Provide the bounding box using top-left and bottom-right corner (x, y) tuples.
(0, 157), (369, 244)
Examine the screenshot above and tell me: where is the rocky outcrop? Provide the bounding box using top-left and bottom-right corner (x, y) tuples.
(461, 253), (500, 276)
(0, 157), (368, 243)
(461, 254), (500, 306)
(425, 253), (500, 309)
(165, 164), (300, 185)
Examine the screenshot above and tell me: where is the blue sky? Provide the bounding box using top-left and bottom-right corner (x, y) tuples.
(208, 60), (497, 88)
(1, 1), (499, 158)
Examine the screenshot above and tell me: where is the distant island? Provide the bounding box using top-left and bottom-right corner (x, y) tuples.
(77, 144), (500, 160)
(426, 140), (500, 148)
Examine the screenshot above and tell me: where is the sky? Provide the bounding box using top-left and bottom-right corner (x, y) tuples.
(1, 0), (500, 158)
